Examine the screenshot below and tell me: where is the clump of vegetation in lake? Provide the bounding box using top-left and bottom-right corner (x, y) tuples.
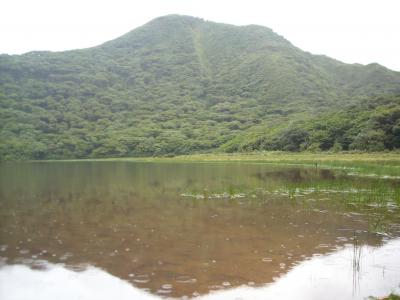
(369, 294), (400, 300)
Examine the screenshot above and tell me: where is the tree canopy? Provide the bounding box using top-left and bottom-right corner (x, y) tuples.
(1, 15), (400, 160)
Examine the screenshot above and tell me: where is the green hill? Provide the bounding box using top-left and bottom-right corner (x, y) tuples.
(1, 15), (399, 159)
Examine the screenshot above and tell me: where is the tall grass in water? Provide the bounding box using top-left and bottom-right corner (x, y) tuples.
(352, 233), (362, 296)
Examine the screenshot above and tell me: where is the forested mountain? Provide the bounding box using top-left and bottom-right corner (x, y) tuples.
(1, 15), (400, 159)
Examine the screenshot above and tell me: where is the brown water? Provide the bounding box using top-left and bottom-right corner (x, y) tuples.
(0, 162), (399, 299)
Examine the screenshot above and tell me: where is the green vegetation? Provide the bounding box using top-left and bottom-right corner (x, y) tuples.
(172, 152), (400, 176)
(223, 99), (400, 152)
(369, 294), (400, 300)
(37, 152), (400, 177)
(1, 15), (400, 160)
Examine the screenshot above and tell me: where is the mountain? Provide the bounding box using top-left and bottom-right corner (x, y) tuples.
(1, 15), (400, 159)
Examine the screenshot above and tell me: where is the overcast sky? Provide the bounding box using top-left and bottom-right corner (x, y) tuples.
(1, 0), (399, 71)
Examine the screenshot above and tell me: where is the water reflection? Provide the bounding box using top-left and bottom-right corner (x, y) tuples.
(0, 162), (399, 298)
(200, 238), (400, 300)
(0, 263), (159, 300)
(1, 238), (399, 300)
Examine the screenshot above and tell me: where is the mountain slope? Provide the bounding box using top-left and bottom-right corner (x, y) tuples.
(0, 15), (399, 159)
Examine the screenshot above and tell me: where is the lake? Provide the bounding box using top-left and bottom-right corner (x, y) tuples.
(0, 161), (399, 299)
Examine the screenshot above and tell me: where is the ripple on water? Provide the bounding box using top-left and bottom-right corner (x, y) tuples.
(133, 274), (150, 283)
(262, 257), (272, 262)
(336, 236), (349, 242)
(59, 253), (73, 261)
(31, 260), (50, 270)
(15, 258), (35, 265)
(157, 289), (171, 295)
(67, 264), (89, 272)
(316, 244), (331, 249)
(161, 284), (172, 289)
(209, 285), (224, 290)
(176, 275), (197, 284)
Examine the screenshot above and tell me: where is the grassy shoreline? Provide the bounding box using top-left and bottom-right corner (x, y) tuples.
(172, 152), (400, 177)
(22, 152), (400, 177)
(25, 151), (400, 162)
(174, 152), (400, 163)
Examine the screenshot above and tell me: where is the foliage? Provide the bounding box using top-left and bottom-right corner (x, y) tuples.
(222, 97), (400, 153)
(369, 294), (400, 300)
(0, 15), (399, 160)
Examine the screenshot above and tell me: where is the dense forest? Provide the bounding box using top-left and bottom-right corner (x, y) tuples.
(1, 15), (400, 160)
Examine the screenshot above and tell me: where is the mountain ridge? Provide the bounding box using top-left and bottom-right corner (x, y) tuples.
(4, 15), (397, 73)
(0, 15), (399, 159)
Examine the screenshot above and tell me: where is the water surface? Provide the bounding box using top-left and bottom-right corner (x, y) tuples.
(0, 162), (399, 299)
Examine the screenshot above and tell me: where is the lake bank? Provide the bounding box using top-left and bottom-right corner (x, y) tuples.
(30, 152), (400, 177)
(174, 152), (400, 177)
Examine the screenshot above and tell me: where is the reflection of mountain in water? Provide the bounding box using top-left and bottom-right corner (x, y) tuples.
(1, 239), (400, 300)
(199, 238), (400, 300)
(0, 162), (399, 297)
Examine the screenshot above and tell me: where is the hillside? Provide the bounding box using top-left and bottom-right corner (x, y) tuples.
(1, 15), (400, 159)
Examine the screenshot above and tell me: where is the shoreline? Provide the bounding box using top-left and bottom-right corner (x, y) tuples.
(3, 152), (398, 177)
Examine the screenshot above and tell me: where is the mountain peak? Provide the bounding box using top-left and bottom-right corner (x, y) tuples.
(150, 14), (205, 23)
(141, 14), (206, 29)
(1, 15), (399, 159)
(102, 14), (289, 52)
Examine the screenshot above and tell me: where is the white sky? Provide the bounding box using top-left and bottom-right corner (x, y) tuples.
(1, 0), (399, 71)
